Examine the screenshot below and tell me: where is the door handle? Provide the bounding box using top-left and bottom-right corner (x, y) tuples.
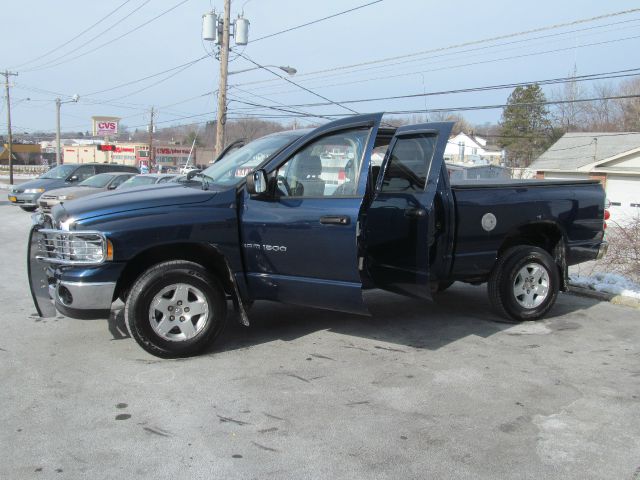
(404, 208), (427, 218)
(320, 215), (350, 225)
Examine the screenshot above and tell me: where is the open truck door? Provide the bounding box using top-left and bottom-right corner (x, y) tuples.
(364, 122), (453, 299)
(240, 113), (383, 315)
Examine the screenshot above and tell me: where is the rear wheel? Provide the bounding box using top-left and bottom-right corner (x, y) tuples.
(488, 246), (559, 323)
(125, 260), (227, 358)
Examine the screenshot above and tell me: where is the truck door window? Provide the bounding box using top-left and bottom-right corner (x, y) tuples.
(276, 128), (369, 197)
(380, 134), (437, 193)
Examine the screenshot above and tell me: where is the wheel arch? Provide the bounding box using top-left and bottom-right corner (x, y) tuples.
(497, 221), (568, 291)
(115, 242), (235, 303)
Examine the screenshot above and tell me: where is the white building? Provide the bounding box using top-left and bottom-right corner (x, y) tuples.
(444, 132), (504, 166)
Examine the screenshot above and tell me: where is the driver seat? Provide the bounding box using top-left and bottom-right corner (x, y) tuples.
(292, 154), (325, 196)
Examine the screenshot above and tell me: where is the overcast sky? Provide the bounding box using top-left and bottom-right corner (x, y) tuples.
(2, 0), (640, 134)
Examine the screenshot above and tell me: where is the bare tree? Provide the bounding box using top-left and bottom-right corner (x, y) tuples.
(616, 77), (640, 131)
(583, 82), (619, 131)
(551, 65), (587, 131)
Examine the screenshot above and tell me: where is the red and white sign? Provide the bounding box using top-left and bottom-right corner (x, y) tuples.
(92, 116), (120, 136)
(96, 121), (118, 135)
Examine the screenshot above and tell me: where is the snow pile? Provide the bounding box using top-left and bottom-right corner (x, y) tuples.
(569, 272), (640, 299)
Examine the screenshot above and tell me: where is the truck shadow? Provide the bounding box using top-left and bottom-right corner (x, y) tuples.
(208, 284), (601, 355)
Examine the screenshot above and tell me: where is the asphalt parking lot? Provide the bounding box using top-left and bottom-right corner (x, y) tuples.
(1, 200), (639, 480)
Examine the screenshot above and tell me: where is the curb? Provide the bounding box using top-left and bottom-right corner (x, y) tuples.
(568, 284), (640, 309)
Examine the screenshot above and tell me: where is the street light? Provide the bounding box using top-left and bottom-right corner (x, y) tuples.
(55, 94), (79, 166)
(228, 65), (297, 76)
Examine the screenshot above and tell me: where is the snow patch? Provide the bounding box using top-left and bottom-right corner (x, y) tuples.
(570, 273), (640, 299)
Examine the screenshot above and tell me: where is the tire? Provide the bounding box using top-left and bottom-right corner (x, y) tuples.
(20, 206), (37, 212)
(488, 246), (559, 323)
(124, 260), (227, 358)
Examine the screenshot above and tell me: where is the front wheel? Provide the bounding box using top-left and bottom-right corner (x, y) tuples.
(124, 260), (227, 358)
(488, 246), (559, 323)
(20, 206), (37, 212)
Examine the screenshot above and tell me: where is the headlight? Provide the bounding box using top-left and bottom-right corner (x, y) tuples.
(58, 195), (74, 201)
(36, 229), (113, 265)
(25, 188), (45, 194)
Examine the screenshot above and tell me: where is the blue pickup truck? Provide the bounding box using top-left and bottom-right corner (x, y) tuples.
(28, 113), (608, 357)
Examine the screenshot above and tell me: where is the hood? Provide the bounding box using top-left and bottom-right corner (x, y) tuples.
(11, 177), (67, 192)
(42, 185), (103, 199)
(53, 183), (218, 223)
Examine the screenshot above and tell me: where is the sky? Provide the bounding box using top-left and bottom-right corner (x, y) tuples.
(2, 0), (640, 134)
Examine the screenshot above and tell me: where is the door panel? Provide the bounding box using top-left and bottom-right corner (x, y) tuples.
(240, 113), (383, 314)
(365, 122), (453, 298)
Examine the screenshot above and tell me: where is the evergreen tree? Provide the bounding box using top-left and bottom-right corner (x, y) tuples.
(499, 84), (555, 167)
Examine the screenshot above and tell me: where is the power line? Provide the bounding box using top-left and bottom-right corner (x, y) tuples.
(102, 59), (205, 102)
(227, 92), (331, 122)
(21, 0), (154, 72)
(82, 55), (208, 97)
(229, 67), (640, 110)
(234, 8), (640, 90)
(250, 0), (383, 43)
(23, 0), (190, 72)
(10, 0), (134, 69)
(246, 18), (640, 93)
(238, 32), (640, 97)
(229, 85), (332, 122)
(234, 51), (359, 115)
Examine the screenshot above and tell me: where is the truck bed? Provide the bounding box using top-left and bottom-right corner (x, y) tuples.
(448, 179), (605, 279)
(450, 179), (600, 189)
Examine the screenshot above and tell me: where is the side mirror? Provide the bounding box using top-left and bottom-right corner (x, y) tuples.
(246, 169), (268, 195)
(186, 169), (202, 180)
(68, 175), (79, 182)
(107, 184), (117, 190)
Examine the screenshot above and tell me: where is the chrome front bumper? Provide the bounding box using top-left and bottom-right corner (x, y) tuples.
(49, 280), (116, 311)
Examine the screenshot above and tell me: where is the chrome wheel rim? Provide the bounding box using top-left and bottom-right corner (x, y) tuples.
(148, 283), (209, 342)
(512, 263), (550, 309)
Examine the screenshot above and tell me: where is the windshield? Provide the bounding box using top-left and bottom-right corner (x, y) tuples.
(40, 165), (76, 179)
(199, 131), (303, 188)
(118, 175), (157, 189)
(78, 173), (114, 188)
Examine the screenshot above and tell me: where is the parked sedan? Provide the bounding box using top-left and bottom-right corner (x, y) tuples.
(8, 163), (138, 211)
(38, 172), (136, 212)
(117, 173), (178, 189)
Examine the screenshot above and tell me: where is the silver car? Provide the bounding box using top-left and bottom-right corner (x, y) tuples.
(38, 172), (135, 212)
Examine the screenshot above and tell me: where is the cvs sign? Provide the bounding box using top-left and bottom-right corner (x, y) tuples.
(92, 116), (120, 136)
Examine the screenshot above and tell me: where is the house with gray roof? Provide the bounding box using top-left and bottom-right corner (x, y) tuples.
(529, 132), (640, 223)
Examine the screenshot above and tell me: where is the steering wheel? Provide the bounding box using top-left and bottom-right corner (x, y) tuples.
(276, 175), (291, 196)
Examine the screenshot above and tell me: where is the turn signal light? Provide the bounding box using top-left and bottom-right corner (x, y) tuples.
(106, 239), (114, 261)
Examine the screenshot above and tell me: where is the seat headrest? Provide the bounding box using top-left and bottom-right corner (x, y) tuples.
(296, 154), (323, 178)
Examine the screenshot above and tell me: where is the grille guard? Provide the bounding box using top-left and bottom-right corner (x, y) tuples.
(28, 225), (57, 318)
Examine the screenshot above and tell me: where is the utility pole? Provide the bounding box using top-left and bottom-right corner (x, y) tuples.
(148, 107), (155, 169)
(2, 70), (18, 185)
(215, 0), (231, 157)
(203, 4), (249, 156)
(55, 98), (61, 166)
